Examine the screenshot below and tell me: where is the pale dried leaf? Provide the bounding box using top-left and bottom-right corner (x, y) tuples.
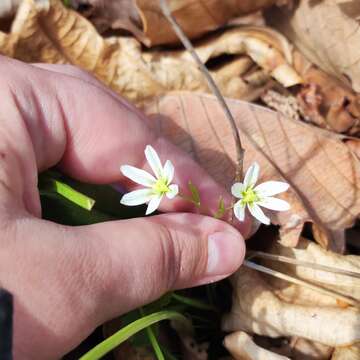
(143, 93), (360, 249)
(224, 331), (290, 360)
(0, 0), (300, 104)
(222, 263), (360, 346)
(268, 0), (360, 92)
(332, 343), (360, 360)
(266, 238), (360, 302)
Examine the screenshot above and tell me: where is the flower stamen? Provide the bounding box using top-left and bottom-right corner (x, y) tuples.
(153, 177), (170, 195)
(241, 188), (260, 205)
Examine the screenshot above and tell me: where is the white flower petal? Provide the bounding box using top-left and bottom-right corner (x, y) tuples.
(244, 162), (260, 188)
(255, 181), (289, 197)
(248, 203), (270, 225)
(146, 195), (162, 215)
(163, 160), (175, 183)
(166, 184), (179, 199)
(145, 145), (163, 178)
(233, 201), (246, 222)
(258, 197), (290, 211)
(231, 182), (245, 198)
(120, 189), (153, 206)
(120, 165), (156, 187)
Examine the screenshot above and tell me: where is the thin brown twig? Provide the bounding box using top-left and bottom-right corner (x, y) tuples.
(244, 260), (360, 308)
(248, 251), (360, 279)
(159, 0), (245, 182)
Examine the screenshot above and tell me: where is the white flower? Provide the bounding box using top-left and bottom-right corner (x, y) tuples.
(120, 145), (179, 215)
(231, 162), (290, 225)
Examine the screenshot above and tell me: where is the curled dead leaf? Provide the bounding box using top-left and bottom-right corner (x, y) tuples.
(222, 239), (360, 347)
(268, 0), (360, 92)
(76, 0), (278, 46)
(265, 238), (360, 302)
(0, 0), (301, 104)
(293, 52), (360, 136)
(136, 0), (279, 46)
(263, 52), (360, 137)
(224, 331), (290, 360)
(143, 92), (360, 250)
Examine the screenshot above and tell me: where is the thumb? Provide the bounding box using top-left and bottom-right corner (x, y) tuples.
(79, 212), (245, 320)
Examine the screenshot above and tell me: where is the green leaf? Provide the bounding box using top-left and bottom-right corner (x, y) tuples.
(188, 181), (201, 207)
(214, 197), (225, 219)
(45, 179), (95, 210)
(40, 193), (112, 226)
(80, 311), (190, 360)
(146, 326), (164, 360)
(39, 173), (95, 211)
(172, 293), (217, 312)
(140, 308), (165, 360)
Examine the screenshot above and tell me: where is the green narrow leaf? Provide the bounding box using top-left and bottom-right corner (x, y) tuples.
(188, 181), (201, 207)
(145, 326), (165, 360)
(140, 308), (165, 360)
(80, 311), (189, 360)
(172, 293), (217, 312)
(42, 178), (95, 211)
(214, 197), (225, 219)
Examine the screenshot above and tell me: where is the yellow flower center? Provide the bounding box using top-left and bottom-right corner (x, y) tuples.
(241, 187), (260, 205)
(153, 177), (170, 195)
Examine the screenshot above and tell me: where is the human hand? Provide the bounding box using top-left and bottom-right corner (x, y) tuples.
(0, 56), (250, 359)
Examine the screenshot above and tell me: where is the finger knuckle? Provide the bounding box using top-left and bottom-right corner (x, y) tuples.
(156, 224), (182, 291)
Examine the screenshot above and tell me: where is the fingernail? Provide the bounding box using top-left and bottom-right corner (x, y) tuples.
(207, 231), (245, 276)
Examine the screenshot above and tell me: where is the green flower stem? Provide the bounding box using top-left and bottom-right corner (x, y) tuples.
(179, 192), (234, 222)
(79, 311), (189, 360)
(178, 193), (200, 208)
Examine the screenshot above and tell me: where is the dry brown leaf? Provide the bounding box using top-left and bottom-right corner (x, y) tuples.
(224, 331), (290, 360)
(70, 0), (279, 46)
(293, 52), (360, 136)
(143, 92), (360, 249)
(332, 343), (360, 360)
(82, 0), (278, 46)
(222, 239), (360, 347)
(267, 0), (360, 92)
(263, 52), (360, 137)
(135, 0), (278, 46)
(0, 0), (301, 104)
